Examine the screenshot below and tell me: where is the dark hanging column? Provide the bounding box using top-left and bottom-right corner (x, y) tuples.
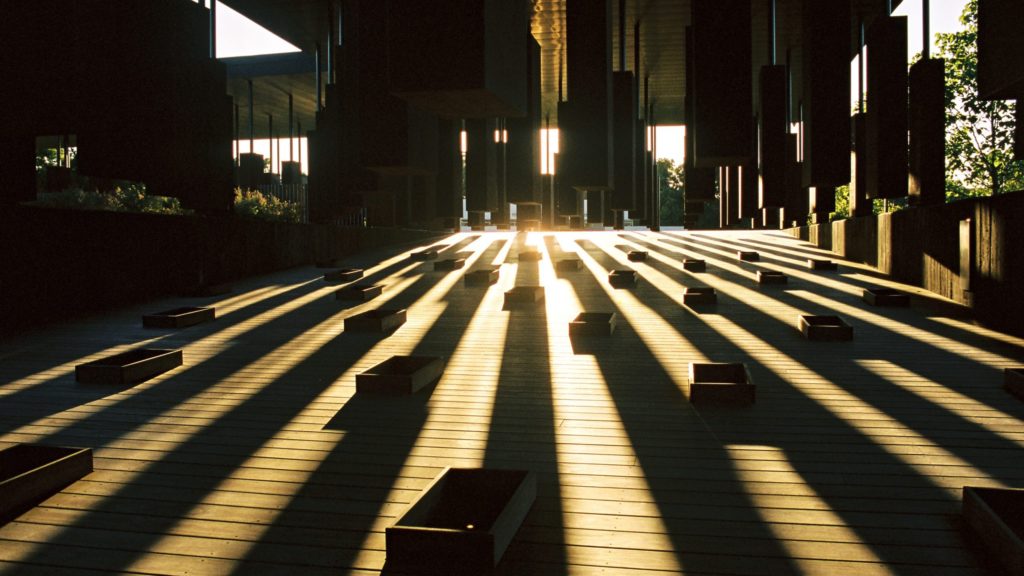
(977, 0), (1024, 100)
(1017, 103), (1024, 160)
(435, 118), (463, 229)
(908, 57), (945, 206)
(465, 118), (498, 223)
(586, 190), (604, 226)
(556, 102), (584, 222)
(507, 37), (543, 218)
(782, 134), (807, 227)
(691, 0), (753, 166)
(739, 161), (759, 223)
(758, 65), (787, 226)
(808, 185), (835, 223)
(494, 118), (510, 229)
(610, 71), (636, 214)
(800, 0), (851, 189)
(632, 118), (649, 223)
(866, 16), (908, 200)
(683, 26), (716, 228)
(0, 136), (36, 205)
(849, 112), (871, 217)
(561, 0), (614, 191)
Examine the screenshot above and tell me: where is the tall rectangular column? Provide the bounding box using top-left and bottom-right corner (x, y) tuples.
(758, 65), (787, 211)
(563, 0), (613, 190)
(0, 137), (36, 205)
(783, 134), (808, 226)
(801, 0), (851, 188)
(507, 38), (542, 206)
(435, 118), (463, 226)
(465, 118), (498, 214)
(908, 58), (946, 206)
(977, 0), (1024, 100)
(866, 16), (908, 199)
(610, 71), (636, 211)
(691, 1), (753, 166)
(849, 112), (871, 217)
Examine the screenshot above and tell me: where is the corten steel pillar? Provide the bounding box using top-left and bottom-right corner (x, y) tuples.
(977, 0), (1024, 101)
(808, 185), (835, 224)
(0, 137), (36, 205)
(849, 112), (871, 217)
(507, 37), (543, 227)
(719, 166), (741, 228)
(908, 57), (946, 206)
(436, 118), (463, 230)
(586, 190), (604, 226)
(800, 0), (851, 189)
(560, 0), (614, 199)
(610, 71), (637, 222)
(649, 105), (660, 231)
(739, 162), (759, 224)
(493, 118), (510, 229)
(683, 26), (716, 227)
(691, 0), (753, 167)
(759, 65), (787, 227)
(1017, 104), (1024, 160)
(555, 102), (584, 223)
(465, 117), (498, 225)
(866, 16), (908, 200)
(782, 134), (808, 227)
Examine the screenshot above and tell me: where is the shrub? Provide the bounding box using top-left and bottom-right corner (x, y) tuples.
(233, 188), (302, 223)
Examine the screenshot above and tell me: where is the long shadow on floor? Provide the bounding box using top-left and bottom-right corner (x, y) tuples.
(3, 236), (480, 574)
(582, 241), (1010, 573)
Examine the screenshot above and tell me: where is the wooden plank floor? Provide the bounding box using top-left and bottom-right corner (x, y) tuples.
(2, 230), (1022, 576)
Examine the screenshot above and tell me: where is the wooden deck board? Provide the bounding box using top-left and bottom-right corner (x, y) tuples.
(2, 230), (1022, 575)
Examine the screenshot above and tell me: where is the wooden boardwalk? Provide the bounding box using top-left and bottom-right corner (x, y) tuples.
(2, 230), (1022, 576)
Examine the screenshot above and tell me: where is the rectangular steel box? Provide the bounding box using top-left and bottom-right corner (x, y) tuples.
(569, 312), (616, 337)
(518, 249), (542, 262)
(435, 259), (467, 271)
(142, 306), (214, 329)
(608, 270), (637, 288)
(687, 363), (756, 405)
(737, 251), (759, 262)
(411, 250), (439, 261)
(863, 287), (910, 307)
(799, 315), (853, 341)
(1005, 368), (1024, 402)
(807, 259), (838, 271)
(757, 270), (788, 285)
(503, 286), (545, 308)
(356, 356), (446, 395)
(465, 268), (500, 287)
(336, 283), (384, 302)
(627, 251), (648, 262)
(962, 486), (1024, 576)
(386, 467), (536, 574)
(683, 287), (717, 306)
(683, 259), (707, 272)
(76, 349), (183, 385)
(324, 268), (364, 282)
(344, 309), (408, 333)
(556, 258), (581, 272)
(1, 444), (93, 524)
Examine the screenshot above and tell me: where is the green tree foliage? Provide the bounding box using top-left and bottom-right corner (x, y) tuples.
(657, 158), (684, 225)
(233, 188), (302, 223)
(936, 0), (1024, 198)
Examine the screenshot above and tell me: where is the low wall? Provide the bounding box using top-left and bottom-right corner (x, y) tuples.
(788, 192), (1024, 336)
(1, 206), (440, 335)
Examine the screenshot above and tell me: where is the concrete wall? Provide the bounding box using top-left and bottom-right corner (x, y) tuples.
(1, 206), (439, 335)
(788, 192), (1024, 336)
